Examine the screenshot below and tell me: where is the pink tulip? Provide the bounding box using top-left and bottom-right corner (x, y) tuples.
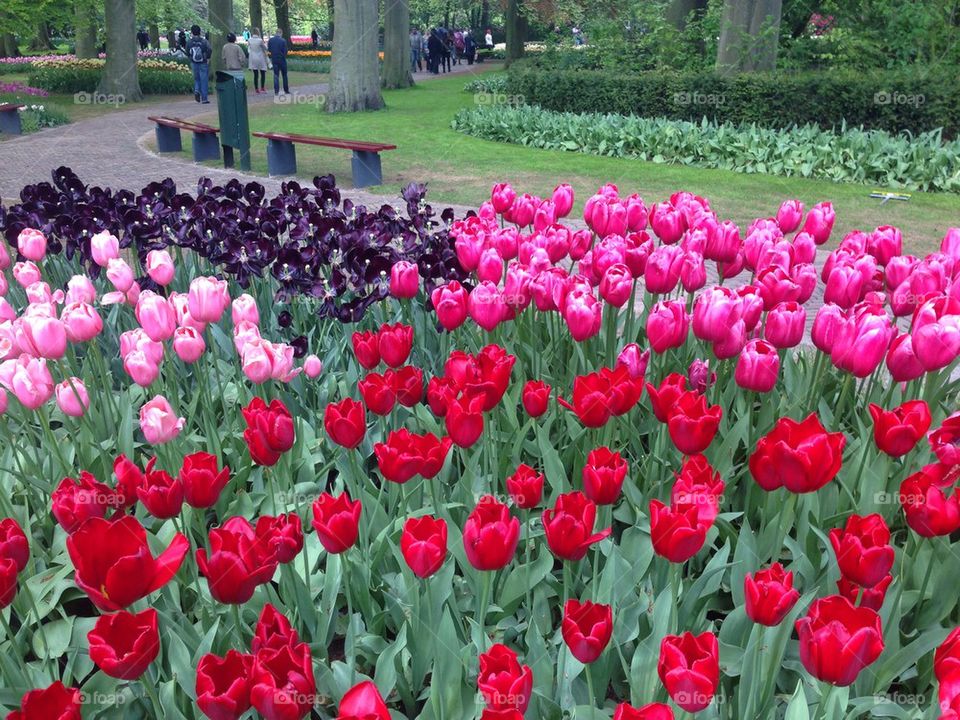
(713, 319), (747, 360)
(801, 201), (835, 245)
(885, 255), (917, 291)
(941, 228), (960, 258)
(454, 235), (483, 271)
(431, 281), (469, 331)
(569, 229), (593, 261)
(552, 183), (574, 218)
(106, 258), (134, 293)
(139, 395), (185, 445)
(172, 326), (206, 364)
(303, 354), (323, 379)
(693, 287), (742, 343)
(735, 339), (780, 392)
(226, 294), (257, 327)
(13, 261), (42, 288)
(90, 231), (120, 266)
(503, 263), (534, 312)
(65, 275), (96, 305)
(24, 282), (55, 305)
(593, 237), (627, 278)
(123, 351), (161, 387)
(135, 291), (176, 342)
(0, 274), (7, 297)
(120, 328), (164, 364)
(625, 193), (647, 232)
(58, 302), (101, 344)
(868, 226), (902, 267)
(704, 220), (740, 263)
(508, 193), (537, 228)
(599, 263), (633, 307)
(644, 245), (684, 294)
(390, 260), (420, 299)
(649, 202), (685, 244)
(491, 227), (520, 261)
(646, 299), (689, 353)
(468, 281), (506, 332)
(171, 292), (207, 332)
(0, 299), (14, 323)
(477, 247), (504, 284)
(0, 242), (8, 270)
(0, 388), (6, 414)
(188, 277), (229, 323)
(764, 301), (806, 348)
(831, 307), (894, 377)
(533, 200), (556, 232)
(886, 332), (925, 382)
(0, 355), (54, 409)
(145, 250), (175, 286)
(911, 298), (960, 371)
(241, 340), (275, 384)
(491, 182), (516, 214)
(232, 320), (261, 354)
(17, 315), (67, 360)
(563, 289), (602, 342)
(17, 228), (47, 262)
(55, 378), (89, 417)
(680, 252), (707, 292)
(775, 200), (804, 233)
(617, 343), (649, 379)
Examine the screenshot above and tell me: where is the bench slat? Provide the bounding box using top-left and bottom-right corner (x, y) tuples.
(252, 131), (395, 152)
(0, 103), (24, 112)
(148, 116), (219, 134)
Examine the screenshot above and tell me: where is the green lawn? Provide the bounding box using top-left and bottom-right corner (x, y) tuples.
(177, 67), (957, 255)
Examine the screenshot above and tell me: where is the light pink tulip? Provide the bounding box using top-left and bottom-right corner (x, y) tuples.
(145, 249), (175, 286)
(119, 328), (164, 364)
(0, 387), (6, 414)
(139, 395), (185, 445)
(123, 350), (161, 387)
(0, 355), (54, 409)
(170, 292), (207, 332)
(55, 377), (89, 417)
(17, 228), (47, 262)
(135, 291), (176, 342)
(13, 261), (42, 288)
(65, 275), (96, 305)
(230, 294), (260, 326)
(90, 231), (120, 267)
(172, 326), (206, 363)
(188, 276), (229, 323)
(61, 302), (103, 343)
(0, 299), (14, 323)
(17, 315), (67, 359)
(24, 281), (54, 305)
(0, 273), (7, 297)
(303, 354), (323, 379)
(0, 242), (9, 270)
(106, 258), (134, 293)
(232, 320), (262, 355)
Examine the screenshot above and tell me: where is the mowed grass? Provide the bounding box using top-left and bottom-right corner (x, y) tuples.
(177, 66), (957, 255)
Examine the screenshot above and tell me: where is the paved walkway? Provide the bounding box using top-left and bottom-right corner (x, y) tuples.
(0, 60), (484, 214)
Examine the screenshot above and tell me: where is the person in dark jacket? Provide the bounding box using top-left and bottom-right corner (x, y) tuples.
(427, 29), (443, 74)
(464, 31), (476, 65)
(311, 28), (319, 48)
(267, 29), (290, 95)
(186, 25), (212, 103)
(177, 29), (187, 51)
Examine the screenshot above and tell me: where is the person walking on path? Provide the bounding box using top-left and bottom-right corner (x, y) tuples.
(464, 31), (476, 65)
(247, 28), (269, 94)
(427, 29), (442, 74)
(222, 33), (246, 72)
(410, 28), (422, 73)
(311, 28), (319, 48)
(186, 25), (212, 104)
(267, 29), (290, 96)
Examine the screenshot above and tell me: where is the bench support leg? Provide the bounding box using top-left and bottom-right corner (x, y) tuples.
(223, 145), (235, 169)
(0, 110), (22, 135)
(351, 150), (382, 187)
(192, 132), (220, 162)
(266, 139), (297, 176)
(155, 125), (182, 152)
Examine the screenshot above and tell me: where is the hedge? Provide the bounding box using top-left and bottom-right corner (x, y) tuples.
(505, 64), (960, 137)
(452, 103), (960, 193)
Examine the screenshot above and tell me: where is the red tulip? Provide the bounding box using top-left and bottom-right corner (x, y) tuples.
(374, 429), (424, 484)
(311, 492), (361, 554)
(649, 499), (708, 563)
(670, 454), (724, 526)
(0, 557), (17, 609)
(474, 344), (516, 411)
(196, 650), (254, 720)
(557, 371), (614, 428)
(51, 471), (116, 533)
(6, 681), (81, 720)
(463, 496), (520, 571)
(401, 515), (448, 578)
(582, 446), (628, 505)
(868, 400), (931, 457)
(250, 640), (316, 720)
(936, 628), (960, 683)
(242, 397), (295, 467)
(181, 452), (231, 509)
(666, 391), (721, 455)
(337, 680), (390, 720)
(614, 702), (676, 720)
(744, 563), (800, 626)
(929, 411), (960, 466)
(324, 398), (367, 449)
(645, 373), (688, 423)
(506, 464), (544, 509)
(196, 517), (279, 604)
(67, 515), (188, 611)
(542, 491), (611, 561)
(351, 330), (380, 369)
(562, 599), (613, 663)
(389, 365), (424, 407)
(256, 513), (304, 564)
(0, 517), (29, 572)
(378, 322), (413, 368)
(599, 365), (643, 416)
(426, 375), (458, 417)
(749, 413), (846, 493)
(828, 514), (894, 588)
(658, 631), (719, 712)
(477, 643), (533, 712)
(137, 457), (184, 519)
(899, 462), (960, 537)
(836, 574), (891, 612)
(87, 608), (159, 680)
(112, 453), (143, 509)
(252, 603), (300, 654)
(358, 372), (396, 415)
(521, 379), (551, 417)
(796, 595), (884, 686)
(445, 387), (486, 448)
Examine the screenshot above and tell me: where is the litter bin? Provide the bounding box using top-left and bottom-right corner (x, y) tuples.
(215, 70), (251, 171)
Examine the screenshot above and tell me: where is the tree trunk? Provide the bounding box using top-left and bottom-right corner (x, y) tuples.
(209, 0), (233, 73)
(716, 0), (753, 75)
(745, 0), (782, 71)
(249, 0), (263, 34)
(274, 0), (291, 42)
(328, 0), (383, 113)
(32, 22), (55, 51)
(505, 0), (525, 65)
(666, 0), (708, 30)
(716, 0), (781, 74)
(148, 23), (160, 49)
(98, 0), (142, 101)
(75, 0), (98, 58)
(480, 0), (490, 34)
(166, 30), (177, 50)
(382, 0), (412, 89)
(0, 33), (19, 58)
(327, 0), (334, 39)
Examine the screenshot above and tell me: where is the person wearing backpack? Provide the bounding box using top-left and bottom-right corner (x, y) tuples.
(187, 25), (212, 103)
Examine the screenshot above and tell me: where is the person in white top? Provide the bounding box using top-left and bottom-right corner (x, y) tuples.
(247, 28), (269, 94)
(484, 29), (493, 49)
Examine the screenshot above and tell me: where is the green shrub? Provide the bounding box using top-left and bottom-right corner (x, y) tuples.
(286, 57), (330, 74)
(0, 100), (69, 132)
(463, 73), (507, 94)
(452, 103), (960, 193)
(505, 64), (960, 137)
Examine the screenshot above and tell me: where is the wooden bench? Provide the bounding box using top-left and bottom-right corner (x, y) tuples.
(0, 103), (24, 135)
(252, 131), (396, 187)
(148, 115), (221, 162)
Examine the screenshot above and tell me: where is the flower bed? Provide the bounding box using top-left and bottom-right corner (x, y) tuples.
(0, 169), (958, 720)
(28, 58), (192, 95)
